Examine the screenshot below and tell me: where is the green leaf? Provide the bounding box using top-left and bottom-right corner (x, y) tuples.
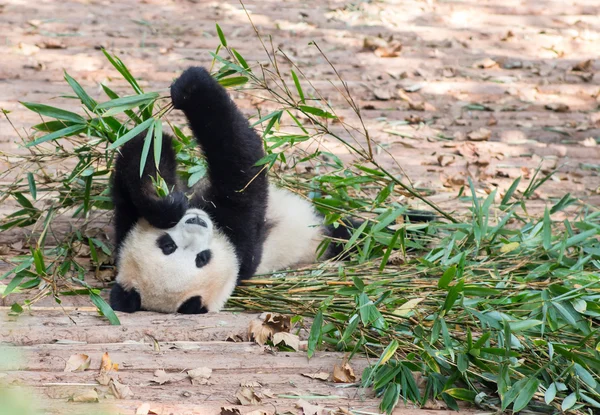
(89, 291), (121, 325)
(502, 377), (528, 410)
(298, 105), (337, 119)
(500, 176), (521, 206)
(562, 392), (577, 412)
(32, 248), (46, 275)
(444, 388), (476, 402)
(545, 383), (557, 404)
(20, 102), (86, 124)
(307, 310), (323, 358)
(509, 319), (542, 332)
(217, 76), (249, 88)
(457, 353), (468, 373)
(96, 92), (159, 114)
(27, 173), (37, 200)
(574, 363), (598, 389)
(216, 23), (227, 47)
(438, 265), (456, 289)
(13, 192), (34, 210)
(513, 377), (540, 412)
(377, 340), (399, 366)
(338, 314), (359, 345)
(26, 124), (87, 147)
(291, 70), (305, 103)
(3, 274), (25, 297)
(153, 119), (163, 170)
(541, 208), (552, 252)
(108, 117), (154, 150)
(32, 120), (77, 132)
(139, 122), (155, 177)
(231, 48), (250, 71)
(102, 49), (143, 94)
(64, 71), (97, 111)
(380, 383), (400, 414)
(442, 280), (464, 313)
(10, 302), (23, 314)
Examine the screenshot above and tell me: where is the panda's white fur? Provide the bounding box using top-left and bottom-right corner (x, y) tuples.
(115, 185), (325, 313)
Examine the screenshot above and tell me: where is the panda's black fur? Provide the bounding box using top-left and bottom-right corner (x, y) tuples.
(109, 67), (434, 315)
(110, 67), (358, 314)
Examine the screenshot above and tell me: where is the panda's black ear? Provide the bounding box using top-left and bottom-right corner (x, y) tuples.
(110, 283), (142, 313)
(177, 296), (208, 314)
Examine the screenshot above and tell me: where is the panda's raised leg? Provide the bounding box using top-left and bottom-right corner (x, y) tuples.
(112, 132), (188, 251)
(170, 67), (269, 281)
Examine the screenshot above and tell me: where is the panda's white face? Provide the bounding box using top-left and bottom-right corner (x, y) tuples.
(116, 208), (239, 313)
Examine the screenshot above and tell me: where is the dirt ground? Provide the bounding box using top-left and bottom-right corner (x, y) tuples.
(1, 0), (599, 414)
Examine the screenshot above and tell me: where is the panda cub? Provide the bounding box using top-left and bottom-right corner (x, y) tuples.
(109, 67), (352, 314)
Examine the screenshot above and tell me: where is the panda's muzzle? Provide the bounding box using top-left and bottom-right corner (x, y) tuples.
(185, 216), (208, 227)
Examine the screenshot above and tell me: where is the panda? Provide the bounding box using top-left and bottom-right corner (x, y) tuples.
(109, 66), (356, 314)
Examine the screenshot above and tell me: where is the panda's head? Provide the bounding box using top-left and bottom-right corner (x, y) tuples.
(115, 208), (239, 313)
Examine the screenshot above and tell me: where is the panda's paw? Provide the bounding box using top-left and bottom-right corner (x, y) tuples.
(146, 191), (188, 229)
(171, 67), (219, 110)
(110, 283), (141, 313)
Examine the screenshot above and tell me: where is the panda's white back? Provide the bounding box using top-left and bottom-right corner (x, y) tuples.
(257, 186), (325, 274)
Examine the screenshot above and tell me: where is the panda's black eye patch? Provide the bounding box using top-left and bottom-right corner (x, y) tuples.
(157, 233), (177, 255)
(196, 249), (211, 268)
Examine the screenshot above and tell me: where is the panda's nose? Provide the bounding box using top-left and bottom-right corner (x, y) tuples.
(185, 216), (207, 227)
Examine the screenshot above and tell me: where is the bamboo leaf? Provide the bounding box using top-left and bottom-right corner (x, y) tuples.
(139, 123), (155, 177)
(291, 70), (305, 103)
(307, 310), (323, 358)
(512, 377), (540, 412)
(216, 23), (227, 47)
(64, 71), (97, 111)
(153, 119), (163, 170)
(108, 117), (154, 150)
(299, 105), (337, 119)
(20, 102), (86, 124)
(89, 291), (121, 325)
(26, 124), (87, 147)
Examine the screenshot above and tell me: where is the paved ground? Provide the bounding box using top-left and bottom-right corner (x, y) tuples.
(0, 0), (599, 413)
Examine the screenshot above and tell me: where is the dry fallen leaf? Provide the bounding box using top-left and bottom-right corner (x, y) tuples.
(236, 387), (262, 405)
(241, 380), (262, 388)
(373, 87), (395, 101)
(110, 378), (134, 399)
(245, 411), (269, 415)
(467, 128), (492, 142)
(374, 43), (402, 58)
(220, 408), (242, 415)
(96, 352), (118, 385)
(441, 173), (467, 188)
(248, 313), (291, 345)
(187, 367), (212, 385)
(71, 389), (99, 403)
(296, 399), (326, 415)
(301, 372), (329, 381)
(473, 57), (498, 69)
(393, 298), (425, 318)
(64, 354), (91, 372)
(151, 369), (174, 385)
(136, 403), (158, 415)
(572, 59), (593, 72)
(332, 361), (356, 383)
(582, 137), (597, 147)
(545, 103), (569, 113)
(37, 39), (66, 49)
(272, 332), (300, 351)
